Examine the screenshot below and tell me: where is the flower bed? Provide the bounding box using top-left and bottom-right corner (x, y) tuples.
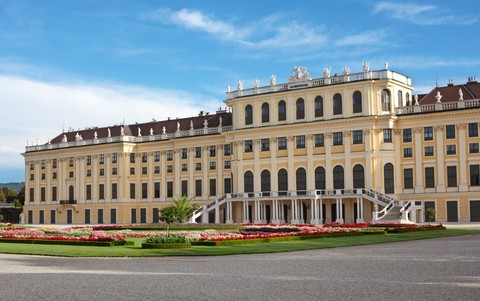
(386, 224), (446, 233)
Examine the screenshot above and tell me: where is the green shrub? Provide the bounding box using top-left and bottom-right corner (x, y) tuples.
(145, 234), (187, 244)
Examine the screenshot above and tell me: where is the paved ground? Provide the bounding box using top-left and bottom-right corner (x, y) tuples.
(1, 233), (479, 301)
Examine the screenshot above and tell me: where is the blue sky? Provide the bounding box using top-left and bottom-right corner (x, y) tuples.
(0, 0), (479, 182)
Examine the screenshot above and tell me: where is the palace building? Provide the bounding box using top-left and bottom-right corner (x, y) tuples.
(22, 64), (480, 225)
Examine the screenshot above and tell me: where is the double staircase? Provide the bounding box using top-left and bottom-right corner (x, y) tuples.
(190, 189), (420, 224)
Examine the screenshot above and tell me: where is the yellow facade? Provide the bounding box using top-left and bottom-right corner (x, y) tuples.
(22, 68), (480, 224)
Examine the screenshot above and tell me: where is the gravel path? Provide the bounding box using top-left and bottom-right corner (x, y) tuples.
(1, 234), (479, 301)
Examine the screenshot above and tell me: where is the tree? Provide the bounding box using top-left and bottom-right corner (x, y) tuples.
(0, 189), (5, 203)
(172, 195), (200, 223)
(159, 206), (180, 236)
(425, 207), (435, 223)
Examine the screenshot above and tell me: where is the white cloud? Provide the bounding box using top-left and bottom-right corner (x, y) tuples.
(0, 75), (222, 172)
(334, 30), (386, 47)
(373, 1), (478, 25)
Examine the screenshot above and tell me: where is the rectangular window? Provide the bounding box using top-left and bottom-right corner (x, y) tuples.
(52, 159), (57, 169)
(447, 166), (457, 187)
(210, 146), (216, 157)
(470, 165), (480, 186)
(470, 143), (479, 154)
(41, 160), (46, 169)
(446, 145), (456, 155)
(424, 126), (433, 141)
(41, 173), (45, 180)
(142, 152), (147, 163)
(296, 135), (305, 149)
(130, 183), (135, 199)
(333, 132), (343, 146)
(210, 162), (216, 170)
(424, 146), (434, 156)
(30, 174), (34, 181)
(445, 125), (456, 139)
(130, 153), (135, 163)
(69, 157), (74, 167)
(261, 138), (270, 151)
(352, 130), (363, 144)
(112, 167), (118, 175)
(315, 134), (324, 147)
(181, 148), (188, 159)
(86, 170), (91, 177)
(154, 166), (160, 174)
(425, 167), (435, 188)
(195, 163), (201, 171)
(403, 128), (412, 143)
(52, 186), (57, 202)
(154, 182), (160, 198)
(167, 165), (173, 173)
(98, 209), (104, 224)
(142, 183), (148, 199)
(383, 129), (392, 143)
(195, 147), (202, 158)
(167, 150), (173, 161)
(53, 172), (57, 180)
(99, 154), (105, 164)
(99, 184), (104, 200)
(469, 122), (479, 137)
(86, 185), (91, 200)
(181, 180), (188, 196)
(209, 179), (216, 196)
(41, 187), (46, 202)
(224, 144), (231, 156)
(112, 183), (117, 199)
(167, 181), (173, 198)
(195, 180), (202, 197)
(130, 167), (135, 175)
(224, 160), (231, 169)
(182, 164), (188, 172)
(99, 168), (104, 176)
(84, 209), (90, 224)
(154, 151), (160, 162)
(69, 171), (74, 178)
(30, 161), (34, 170)
(245, 140), (253, 152)
(403, 147), (413, 158)
(224, 178), (232, 194)
(112, 153), (118, 163)
(278, 137), (287, 150)
(29, 187), (34, 203)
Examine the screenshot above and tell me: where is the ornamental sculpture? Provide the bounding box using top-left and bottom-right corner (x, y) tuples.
(289, 66), (311, 82)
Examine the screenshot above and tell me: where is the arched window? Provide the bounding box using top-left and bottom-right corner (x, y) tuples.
(314, 96), (324, 117)
(381, 89), (391, 112)
(398, 90), (403, 108)
(315, 166), (326, 190)
(353, 91), (362, 113)
(261, 102), (269, 123)
(296, 168), (307, 195)
(245, 105), (253, 125)
(68, 185), (74, 201)
(278, 169), (288, 195)
(244, 171), (254, 193)
(384, 163), (394, 194)
(353, 164), (365, 189)
(261, 170), (271, 195)
(333, 165), (344, 189)
(296, 98), (305, 119)
(405, 93), (410, 106)
(278, 100), (286, 121)
(333, 93), (343, 115)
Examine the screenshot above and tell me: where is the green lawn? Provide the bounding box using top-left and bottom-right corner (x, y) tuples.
(0, 228), (478, 257)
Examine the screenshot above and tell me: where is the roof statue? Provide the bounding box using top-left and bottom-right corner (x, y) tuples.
(323, 67), (331, 78)
(270, 75), (276, 86)
(62, 135), (67, 143)
(414, 95), (419, 105)
(227, 85), (231, 92)
(107, 128), (111, 138)
(219, 116), (223, 127)
(289, 66), (311, 82)
(120, 127), (124, 136)
(138, 127), (141, 137)
(459, 88), (464, 101)
(237, 80), (243, 91)
(150, 128), (153, 135)
(435, 91), (442, 103)
(190, 120), (194, 130)
(94, 132), (98, 139)
(204, 119), (208, 128)
(343, 66), (350, 75)
(253, 79), (260, 88)
(384, 61), (389, 69)
(363, 61), (370, 72)
(75, 133), (83, 141)
(177, 122), (180, 131)
(162, 126), (166, 135)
